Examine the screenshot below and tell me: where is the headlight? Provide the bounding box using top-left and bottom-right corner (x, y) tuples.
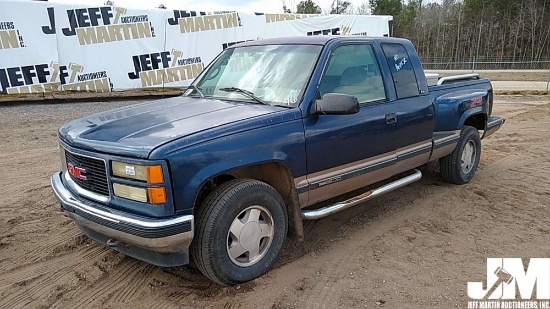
(113, 183), (148, 203)
(113, 183), (167, 204)
(111, 161), (167, 204)
(112, 161), (164, 184)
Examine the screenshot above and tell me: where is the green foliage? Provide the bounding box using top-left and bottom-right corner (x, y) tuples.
(330, 0), (352, 14)
(369, 0), (403, 16)
(296, 0), (322, 14)
(394, 1), (416, 38)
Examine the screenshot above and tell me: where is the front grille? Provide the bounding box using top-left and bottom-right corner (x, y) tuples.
(64, 150), (110, 196)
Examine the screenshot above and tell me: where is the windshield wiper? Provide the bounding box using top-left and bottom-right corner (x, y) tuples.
(187, 84), (204, 98)
(219, 87), (269, 105)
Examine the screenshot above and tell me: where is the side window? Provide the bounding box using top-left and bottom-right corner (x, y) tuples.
(319, 44), (386, 104)
(381, 43), (420, 99)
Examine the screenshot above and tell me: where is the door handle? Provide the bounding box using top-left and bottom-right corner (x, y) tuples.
(385, 113), (397, 124)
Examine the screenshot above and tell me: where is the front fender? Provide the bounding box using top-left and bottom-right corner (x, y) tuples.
(160, 119), (307, 215)
(183, 152), (290, 208)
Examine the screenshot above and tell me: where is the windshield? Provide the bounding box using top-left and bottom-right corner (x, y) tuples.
(184, 44), (322, 107)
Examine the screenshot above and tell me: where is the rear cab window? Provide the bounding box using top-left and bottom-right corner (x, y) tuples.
(382, 43), (420, 99)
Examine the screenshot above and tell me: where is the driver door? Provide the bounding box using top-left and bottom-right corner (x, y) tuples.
(302, 44), (398, 206)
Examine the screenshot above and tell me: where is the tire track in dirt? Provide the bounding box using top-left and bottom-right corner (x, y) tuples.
(106, 264), (156, 306)
(0, 244), (106, 289)
(67, 259), (149, 308)
(0, 245), (108, 309)
(0, 185), (83, 273)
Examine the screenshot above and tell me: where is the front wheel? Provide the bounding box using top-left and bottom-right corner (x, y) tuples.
(191, 179), (287, 286)
(440, 126), (481, 184)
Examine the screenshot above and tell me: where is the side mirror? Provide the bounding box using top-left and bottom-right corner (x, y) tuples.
(313, 93), (360, 115)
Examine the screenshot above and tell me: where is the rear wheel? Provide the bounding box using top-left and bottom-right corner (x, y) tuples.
(440, 126), (481, 184)
(191, 179), (287, 286)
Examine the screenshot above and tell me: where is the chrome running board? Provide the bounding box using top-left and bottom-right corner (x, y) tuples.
(301, 169), (422, 220)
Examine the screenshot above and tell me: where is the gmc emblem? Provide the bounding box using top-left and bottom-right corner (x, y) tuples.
(67, 162), (87, 180)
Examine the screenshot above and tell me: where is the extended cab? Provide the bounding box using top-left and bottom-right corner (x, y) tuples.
(51, 36), (505, 285)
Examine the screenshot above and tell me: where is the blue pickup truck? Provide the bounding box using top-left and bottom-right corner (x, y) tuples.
(51, 36), (504, 285)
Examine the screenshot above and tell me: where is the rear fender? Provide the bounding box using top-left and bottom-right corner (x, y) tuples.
(434, 89), (489, 131)
(456, 91), (488, 129)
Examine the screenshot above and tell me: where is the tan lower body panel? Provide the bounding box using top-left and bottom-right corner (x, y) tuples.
(297, 140), (433, 208)
(429, 130), (460, 162)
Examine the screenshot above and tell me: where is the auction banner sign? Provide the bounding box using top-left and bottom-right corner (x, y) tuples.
(0, 0), (392, 93)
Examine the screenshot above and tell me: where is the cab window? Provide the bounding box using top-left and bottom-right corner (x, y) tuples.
(319, 44), (386, 104)
(382, 43), (420, 99)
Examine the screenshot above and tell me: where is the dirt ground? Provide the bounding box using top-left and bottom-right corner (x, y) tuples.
(0, 95), (549, 309)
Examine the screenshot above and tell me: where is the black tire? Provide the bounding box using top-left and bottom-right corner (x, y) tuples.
(190, 178), (288, 286)
(440, 126), (481, 184)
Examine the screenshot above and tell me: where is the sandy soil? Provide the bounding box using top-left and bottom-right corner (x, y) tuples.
(0, 96), (549, 309)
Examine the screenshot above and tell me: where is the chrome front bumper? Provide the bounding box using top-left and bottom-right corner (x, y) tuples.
(51, 172), (194, 267)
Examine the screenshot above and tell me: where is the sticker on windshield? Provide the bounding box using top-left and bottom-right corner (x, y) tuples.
(284, 90), (299, 105)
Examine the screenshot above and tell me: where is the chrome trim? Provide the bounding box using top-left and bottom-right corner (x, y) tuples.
(301, 169), (422, 220)
(53, 172), (192, 228)
(437, 73), (480, 85)
(59, 146), (67, 172)
(52, 172), (194, 252)
(61, 144), (112, 203)
(64, 172), (110, 203)
(65, 211), (193, 253)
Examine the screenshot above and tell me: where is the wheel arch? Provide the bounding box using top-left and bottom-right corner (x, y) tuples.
(193, 160), (304, 240)
(460, 112), (487, 131)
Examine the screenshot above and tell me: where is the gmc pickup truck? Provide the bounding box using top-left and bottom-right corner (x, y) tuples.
(51, 36), (505, 286)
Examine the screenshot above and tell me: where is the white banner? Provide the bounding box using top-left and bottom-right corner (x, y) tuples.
(0, 0), (392, 93)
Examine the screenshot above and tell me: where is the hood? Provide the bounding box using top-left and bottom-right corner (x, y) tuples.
(58, 96), (285, 158)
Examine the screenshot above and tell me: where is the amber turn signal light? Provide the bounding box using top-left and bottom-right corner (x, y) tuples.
(146, 165), (164, 184)
(148, 187), (167, 204)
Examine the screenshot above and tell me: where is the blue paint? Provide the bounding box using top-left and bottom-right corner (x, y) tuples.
(56, 36), (499, 218)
